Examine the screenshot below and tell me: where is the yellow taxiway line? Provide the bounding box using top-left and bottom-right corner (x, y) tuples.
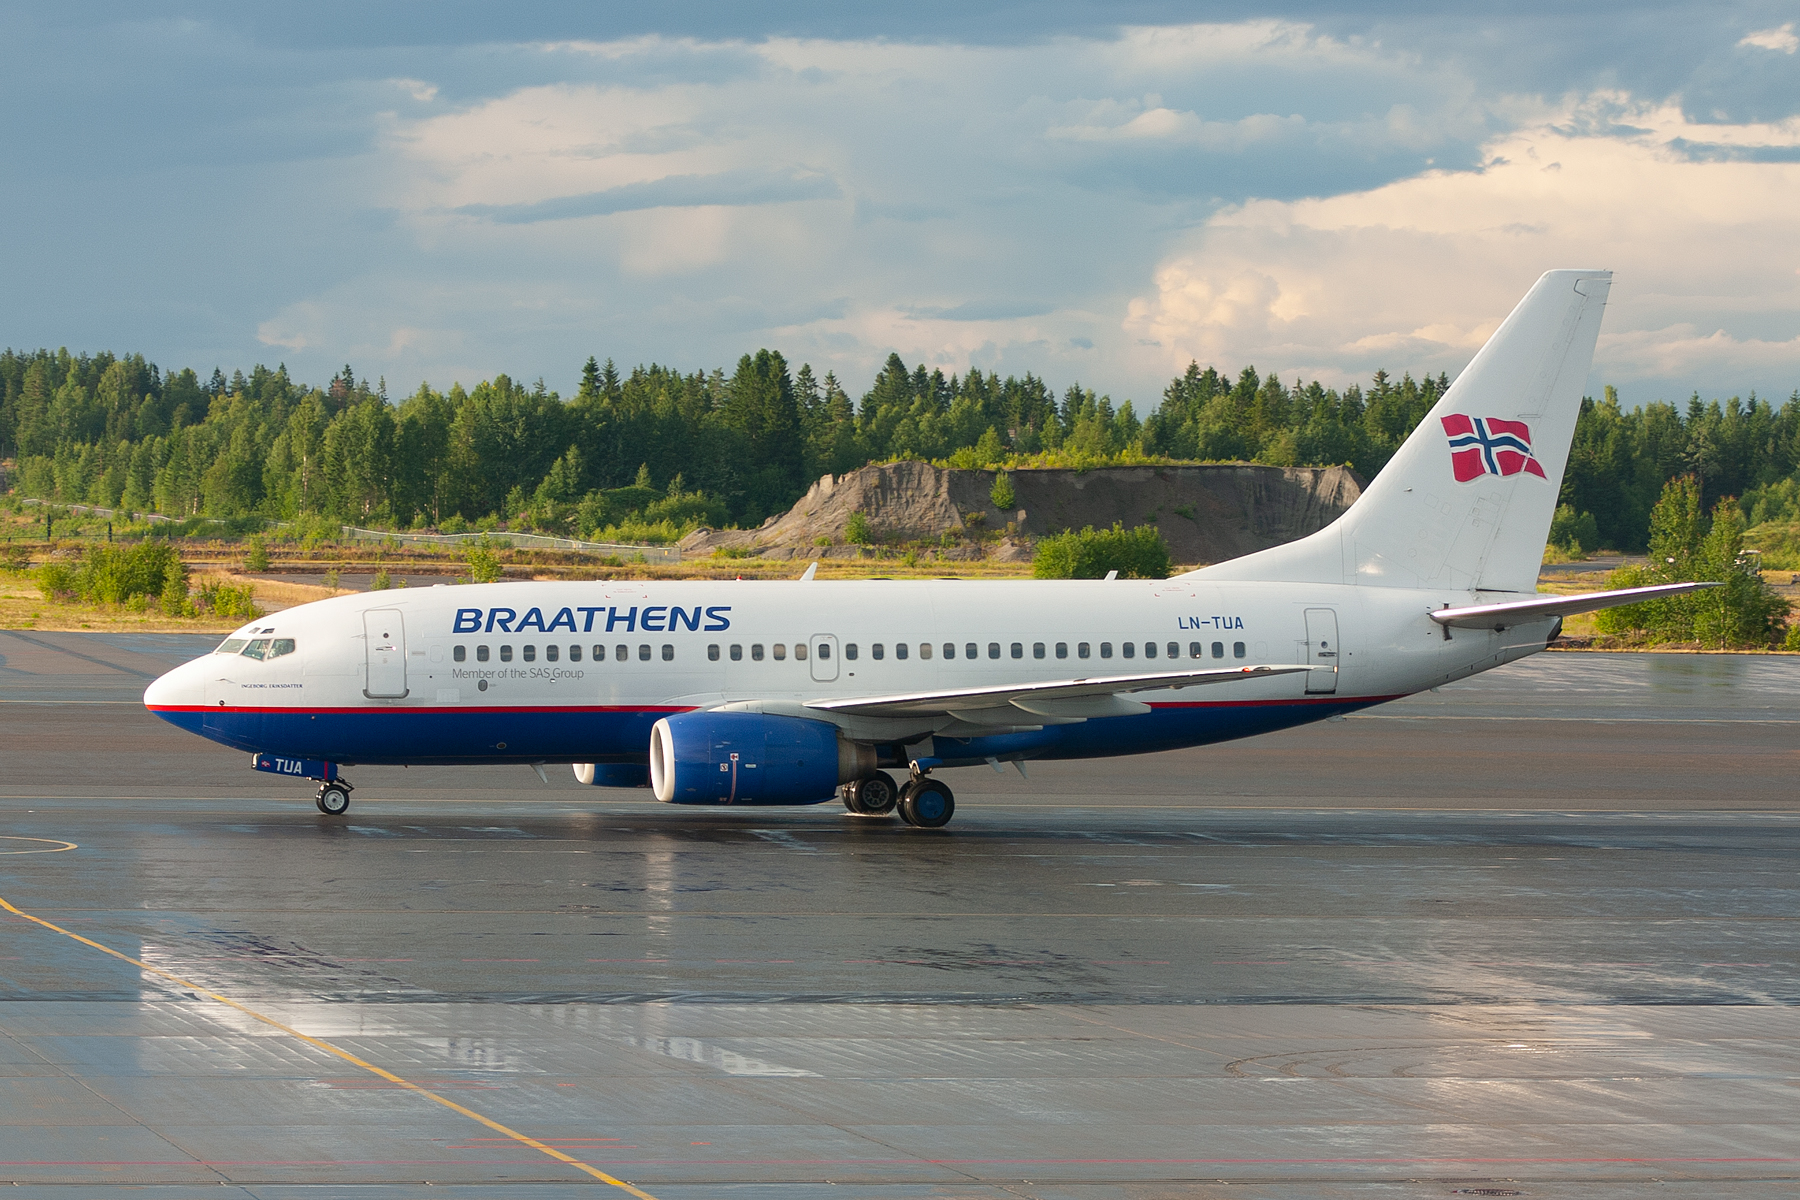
(0, 887), (660, 1199)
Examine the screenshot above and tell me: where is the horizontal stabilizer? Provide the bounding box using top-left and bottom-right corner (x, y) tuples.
(806, 664), (1306, 720)
(1429, 582), (1721, 630)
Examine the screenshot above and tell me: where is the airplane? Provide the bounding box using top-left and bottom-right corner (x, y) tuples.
(144, 269), (1711, 827)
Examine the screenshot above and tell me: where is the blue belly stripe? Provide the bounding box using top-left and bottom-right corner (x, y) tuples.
(149, 697), (1392, 768)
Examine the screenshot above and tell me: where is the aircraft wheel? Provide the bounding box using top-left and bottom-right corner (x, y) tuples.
(898, 778), (954, 828)
(856, 771), (900, 815)
(316, 784), (351, 816)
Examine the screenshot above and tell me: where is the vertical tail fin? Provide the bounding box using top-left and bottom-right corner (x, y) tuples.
(1188, 268), (1611, 592)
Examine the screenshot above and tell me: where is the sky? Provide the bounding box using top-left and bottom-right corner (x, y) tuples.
(2, 2), (1798, 410)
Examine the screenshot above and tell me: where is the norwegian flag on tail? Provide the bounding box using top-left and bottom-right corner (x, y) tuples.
(1441, 414), (1546, 483)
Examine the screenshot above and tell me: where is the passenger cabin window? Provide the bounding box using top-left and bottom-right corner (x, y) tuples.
(1033, 642), (1045, 659)
(844, 644), (857, 660)
(751, 644), (765, 661)
(1055, 642), (1068, 659)
(773, 644), (786, 661)
(569, 645), (581, 662)
(1010, 643), (1023, 659)
(592, 645), (606, 661)
(615, 644), (628, 661)
(1212, 641), (1225, 659)
(965, 643), (978, 660)
(942, 643), (955, 659)
(1144, 642), (1157, 658)
(1189, 642), (1203, 658)
(662, 644), (674, 661)
(817, 643), (832, 659)
(987, 642), (1000, 659)
(1122, 642), (1135, 658)
(917, 643), (930, 659)
(1167, 642), (1179, 659)
(1100, 642), (1113, 659)
(1078, 642), (1090, 659)
(708, 644), (720, 661)
(1234, 641), (1247, 658)
(731, 644), (743, 661)
(500, 646), (514, 663)
(795, 644), (808, 661)
(895, 643), (907, 660)
(872, 644), (884, 660)
(523, 645), (536, 662)
(638, 644), (651, 661)
(477, 645), (490, 662)
(545, 645), (558, 662)
(453, 645), (467, 662)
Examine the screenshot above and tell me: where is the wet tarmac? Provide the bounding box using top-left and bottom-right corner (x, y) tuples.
(2, 630), (1798, 1198)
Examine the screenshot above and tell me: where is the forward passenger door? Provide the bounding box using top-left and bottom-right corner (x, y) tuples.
(363, 610), (408, 698)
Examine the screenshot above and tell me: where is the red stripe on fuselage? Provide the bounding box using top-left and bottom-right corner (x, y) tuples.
(145, 704), (700, 716)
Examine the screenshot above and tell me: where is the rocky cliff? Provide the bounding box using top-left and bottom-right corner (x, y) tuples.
(680, 461), (1363, 565)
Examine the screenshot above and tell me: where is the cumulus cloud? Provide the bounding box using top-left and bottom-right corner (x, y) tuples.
(1739, 23), (1798, 54)
(16, 11), (1793, 408)
(1124, 96), (1800, 399)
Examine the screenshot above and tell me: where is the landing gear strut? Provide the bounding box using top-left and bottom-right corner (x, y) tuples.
(897, 765), (954, 828)
(842, 770), (901, 817)
(315, 780), (353, 816)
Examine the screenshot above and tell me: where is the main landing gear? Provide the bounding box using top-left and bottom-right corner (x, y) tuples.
(898, 776), (954, 828)
(843, 770), (901, 816)
(315, 780), (354, 816)
(842, 766), (956, 827)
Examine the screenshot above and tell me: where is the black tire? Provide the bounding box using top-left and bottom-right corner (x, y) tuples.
(898, 778), (954, 828)
(857, 771), (900, 815)
(317, 785), (351, 816)
(841, 781), (863, 812)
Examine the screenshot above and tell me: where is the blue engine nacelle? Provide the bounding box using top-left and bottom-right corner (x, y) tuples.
(572, 763), (651, 787)
(649, 711), (875, 805)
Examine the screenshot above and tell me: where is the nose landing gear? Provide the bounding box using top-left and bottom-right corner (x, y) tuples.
(315, 780), (354, 816)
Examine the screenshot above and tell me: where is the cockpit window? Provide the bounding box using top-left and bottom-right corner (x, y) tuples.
(239, 638), (296, 661)
(216, 639), (247, 655)
(240, 638), (271, 660)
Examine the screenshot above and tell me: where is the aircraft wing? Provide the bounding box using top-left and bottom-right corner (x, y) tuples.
(804, 664), (1308, 720)
(1429, 581), (1721, 630)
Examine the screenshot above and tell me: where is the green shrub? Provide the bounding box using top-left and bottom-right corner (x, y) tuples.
(371, 566), (392, 591)
(37, 542), (183, 605)
(3, 543), (30, 573)
(1032, 523), (1171, 580)
(160, 558), (191, 616)
(37, 561), (79, 600)
(990, 470), (1015, 511)
(243, 536), (270, 572)
(196, 579), (261, 619)
(845, 512), (872, 545)
(465, 540), (503, 583)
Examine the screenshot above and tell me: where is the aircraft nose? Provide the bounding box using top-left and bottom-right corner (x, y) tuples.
(143, 660), (204, 714)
